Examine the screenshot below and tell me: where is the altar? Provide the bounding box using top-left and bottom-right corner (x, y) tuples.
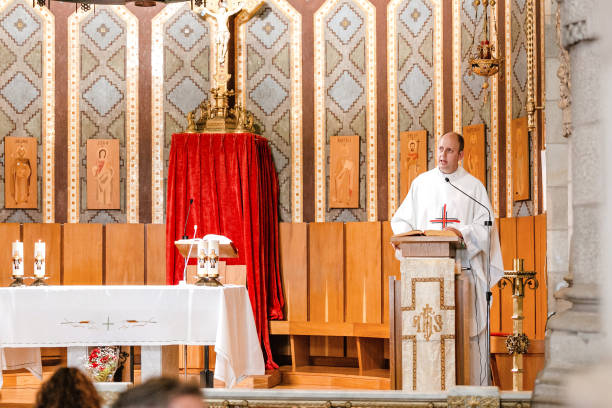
(0, 285), (264, 388)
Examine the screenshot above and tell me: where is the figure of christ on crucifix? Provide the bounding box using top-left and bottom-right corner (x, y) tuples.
(201, 0), (244, 66)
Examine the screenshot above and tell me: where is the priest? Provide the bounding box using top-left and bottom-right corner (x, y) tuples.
(391, 131), (504, 386)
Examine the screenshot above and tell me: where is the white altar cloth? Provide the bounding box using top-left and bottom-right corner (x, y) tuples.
(0, 285), (264, 388)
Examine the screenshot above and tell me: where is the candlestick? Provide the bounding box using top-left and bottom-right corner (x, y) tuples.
(31, 240), (47, 286)
(196, 240), (208, 278)
(9, 241), (25, 287)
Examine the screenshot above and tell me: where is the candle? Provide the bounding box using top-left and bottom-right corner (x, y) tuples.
(196, 240), (208, 278)
(34, 240), (45, 278)
(208, 240), (219, 277)
(12, 241), (24, 277)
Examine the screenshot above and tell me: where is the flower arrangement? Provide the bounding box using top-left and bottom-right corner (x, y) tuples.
(85, 347), (120, 382)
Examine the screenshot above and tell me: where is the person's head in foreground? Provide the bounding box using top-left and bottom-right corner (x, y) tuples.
(35, 367), (101, 408)
(437, 131), (464, 174)
(112, 377), (204, 408)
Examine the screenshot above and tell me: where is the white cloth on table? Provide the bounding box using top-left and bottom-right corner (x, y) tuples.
(0, 347), (42, 388)
(0, 285), (264, 388)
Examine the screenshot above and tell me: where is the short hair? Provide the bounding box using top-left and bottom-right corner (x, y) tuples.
(35, 367), (101, 408)
(112, 377), (203, 408)
(442, 132), (464, 152)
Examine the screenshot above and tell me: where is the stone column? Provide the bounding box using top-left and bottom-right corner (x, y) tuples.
(532, 0), (606, 406)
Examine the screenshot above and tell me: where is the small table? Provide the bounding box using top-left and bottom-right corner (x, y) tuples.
(0, 285), (264, 388)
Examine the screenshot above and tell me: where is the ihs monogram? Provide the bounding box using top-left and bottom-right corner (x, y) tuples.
(412, 304), (443, 341)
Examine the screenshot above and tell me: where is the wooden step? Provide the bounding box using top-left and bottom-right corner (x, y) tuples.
(279, 365), (390, 390)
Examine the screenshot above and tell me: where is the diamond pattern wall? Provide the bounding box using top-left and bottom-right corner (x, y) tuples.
(324, 0), (367, 222)
(394, 0), (435, 204)
(246, 4), (293, 222)
(163, 4), (211, 216)
(0, 0), (44, 223)
(460, 0), (492, 193)
(79, 6), (128, 223)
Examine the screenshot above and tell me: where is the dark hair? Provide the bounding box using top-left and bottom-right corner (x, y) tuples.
(35, 367), (101, 408)
(112, 377), (203, 408)
(457, 133), (465, 152)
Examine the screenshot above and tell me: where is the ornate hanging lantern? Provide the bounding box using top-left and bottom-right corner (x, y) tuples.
(469, 0), (503, 91)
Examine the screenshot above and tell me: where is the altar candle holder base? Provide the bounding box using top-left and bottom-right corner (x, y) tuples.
(195, 276), (223, 287)
(9, 276), (25, 287)
(30, 277), (49, 286)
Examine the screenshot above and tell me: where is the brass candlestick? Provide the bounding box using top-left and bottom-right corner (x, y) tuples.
(497, 258), (538, 391)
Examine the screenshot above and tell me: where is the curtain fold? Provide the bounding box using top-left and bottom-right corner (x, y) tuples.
(166, 132), (283, 369)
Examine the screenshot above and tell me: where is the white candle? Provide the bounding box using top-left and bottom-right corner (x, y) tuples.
(208, 240), (219, 277)
(34, 241), (45, 278)
(196, 240), (208, 278)
(12, 241), (24, 277)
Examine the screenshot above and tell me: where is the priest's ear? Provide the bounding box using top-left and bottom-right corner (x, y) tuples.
(458, 149), (464, 161)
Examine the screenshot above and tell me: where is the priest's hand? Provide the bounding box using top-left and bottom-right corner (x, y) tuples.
(444, 226), (463, 239)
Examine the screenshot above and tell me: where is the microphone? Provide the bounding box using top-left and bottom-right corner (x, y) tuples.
(444, 177), (492, 226)
(182, 198), (194, 239)
(445, 175), (494, 385)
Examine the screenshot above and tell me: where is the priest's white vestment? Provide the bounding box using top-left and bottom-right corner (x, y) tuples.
(391, 166), (504, 385)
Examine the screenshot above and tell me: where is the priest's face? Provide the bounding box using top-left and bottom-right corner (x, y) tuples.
(438, 133), (464, 174)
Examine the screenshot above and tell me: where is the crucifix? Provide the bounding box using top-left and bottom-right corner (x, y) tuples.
(187, 0), (262, 133)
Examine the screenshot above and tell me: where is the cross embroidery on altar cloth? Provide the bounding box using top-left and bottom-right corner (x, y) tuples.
(429, 204), (460, 229)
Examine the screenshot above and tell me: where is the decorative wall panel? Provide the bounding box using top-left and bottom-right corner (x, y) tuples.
(315, 0), (376, 222)
(151, 3), (211, 223)
(68, 6), (138, 223)
(0, 0), (53, 223)
(387, 0), (441, 217)
(505, 0), (533, 217)
(236, 1), (301, 222)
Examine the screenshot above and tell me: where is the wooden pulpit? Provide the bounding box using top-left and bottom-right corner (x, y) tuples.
(389, 235), (471, 391)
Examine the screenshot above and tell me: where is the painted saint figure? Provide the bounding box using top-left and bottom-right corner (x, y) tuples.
(332, 142), (355, 206)
(406, 139), (420, 187)
(200, 1), (243, 65)
(12, 145), (32, 205)
(94, 148), (114, 206)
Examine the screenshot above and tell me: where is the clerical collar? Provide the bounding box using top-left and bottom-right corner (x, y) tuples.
(436, 166), (464, 182)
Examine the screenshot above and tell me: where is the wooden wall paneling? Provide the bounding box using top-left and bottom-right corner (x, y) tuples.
(279, 222), (308, 321)
(23, 224), (62, 285)
(499, 217), (517, 334)
(490, 219), (501, 333)
(0, 224), (21, 287)
(105, 224), (145, 285)
(145, 224), (166, 285)
(63, 224), (103, 285)
(345, 222), (382, 324)
(290, 335), (310, 370)
(534, 214), (547, 339)
(309, 223), (344, 357)
(516, 216), (536, 339)
(382, 222), (401, 324)
(462, 124), (487, 186)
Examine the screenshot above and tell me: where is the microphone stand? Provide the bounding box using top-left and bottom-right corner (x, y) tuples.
(445, 177), (493, 385)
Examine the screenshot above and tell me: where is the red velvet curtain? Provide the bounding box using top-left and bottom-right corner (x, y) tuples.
(165, 132), (284, 369)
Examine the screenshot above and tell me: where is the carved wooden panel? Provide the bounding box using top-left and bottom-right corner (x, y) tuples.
(400, 130), (427, 201)
(462, 123), (486, 186)
(512, 116), (530, 201)
(4, 137), (37, 209)
(87, 139), (120, 210)
(329, 136), (359, 208)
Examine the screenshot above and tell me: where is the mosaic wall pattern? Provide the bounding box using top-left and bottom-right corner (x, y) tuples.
(323, 0), (368, 222)
(77, 8), (128, 223)
(0, 0), (44, 222)
(244, 4), (292, 222)
(509, 0), (534, 217)
(163, 4), (211, 214)
(394, 0), (435, 205)
(460, 0), (492, 192)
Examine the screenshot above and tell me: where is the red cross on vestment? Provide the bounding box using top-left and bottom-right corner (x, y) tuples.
(429, 204), (460, 229)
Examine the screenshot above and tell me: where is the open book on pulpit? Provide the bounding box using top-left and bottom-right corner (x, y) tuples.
(174, 234), (238, 259)
(392, 229), (457, 238)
